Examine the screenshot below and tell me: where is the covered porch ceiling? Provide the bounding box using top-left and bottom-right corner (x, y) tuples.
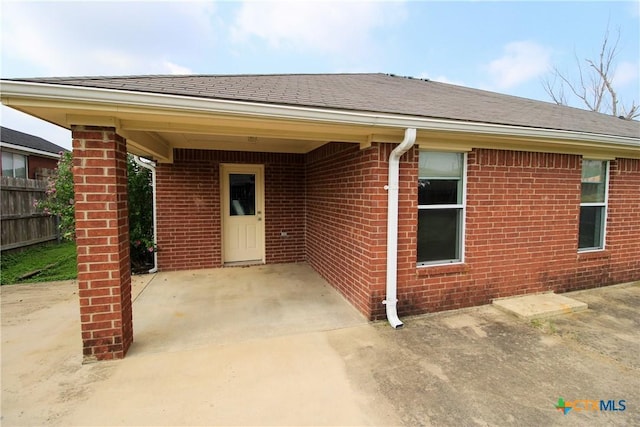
(4, 99), (410, 163)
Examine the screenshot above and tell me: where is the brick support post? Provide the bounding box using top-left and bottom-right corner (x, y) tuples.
(72, 126), (132, 361)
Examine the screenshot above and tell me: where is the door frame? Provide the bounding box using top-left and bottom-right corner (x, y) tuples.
(220, 163), (265, 264)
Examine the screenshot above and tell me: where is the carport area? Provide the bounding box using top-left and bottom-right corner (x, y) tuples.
(129, 263), (367, 354)
(2, 272), (639, 426)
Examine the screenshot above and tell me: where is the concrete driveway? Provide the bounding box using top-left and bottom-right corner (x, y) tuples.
(1, 265), (638, 426)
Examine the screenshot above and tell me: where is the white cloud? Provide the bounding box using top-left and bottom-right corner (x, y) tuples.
(613, 61), (639, 86)
(1, 106), (72, 150)
(628, 1), (640, 18)
(0, 2), (216, 77)
(0, 2), (206, 146)
(230, 1), (406, 57)
(487, 41), (552, 89)
(164, 61), (193, 75)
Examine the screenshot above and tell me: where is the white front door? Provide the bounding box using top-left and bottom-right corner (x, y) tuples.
(221, 164), (265, 264)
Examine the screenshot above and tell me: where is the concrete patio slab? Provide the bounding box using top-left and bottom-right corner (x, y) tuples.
(129, 263), (367, 355)
(492, 291), (588, 320)
(2, 276), (639, 426)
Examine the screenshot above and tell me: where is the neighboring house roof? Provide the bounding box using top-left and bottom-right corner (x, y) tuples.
(7, 73), (639, 139)
(1, 126), (67, 157)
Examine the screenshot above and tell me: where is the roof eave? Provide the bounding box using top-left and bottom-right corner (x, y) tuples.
(1, 79), (638, 152)
(0, 141), (64, 158)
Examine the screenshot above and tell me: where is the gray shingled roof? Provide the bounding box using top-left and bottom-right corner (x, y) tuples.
(11, 73), (640, 139)
(1, 126), (67, 154)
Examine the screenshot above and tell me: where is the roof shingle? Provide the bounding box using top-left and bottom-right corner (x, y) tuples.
(1, 126), (67, 154)
(10, 73), (640, 139)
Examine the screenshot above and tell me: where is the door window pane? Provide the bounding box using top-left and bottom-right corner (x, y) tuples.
(229, 173), (255, 216)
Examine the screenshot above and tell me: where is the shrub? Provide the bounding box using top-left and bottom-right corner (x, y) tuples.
(36, 152), (156, 271)
(128, 157), (155, 272)
(36, 151), (75, 240)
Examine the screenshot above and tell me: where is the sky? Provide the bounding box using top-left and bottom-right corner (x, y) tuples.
(1, 0), (639, 150)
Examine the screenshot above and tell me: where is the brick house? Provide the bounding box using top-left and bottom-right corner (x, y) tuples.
(1, 74), (638, 361)
(1, 126), (67, 180)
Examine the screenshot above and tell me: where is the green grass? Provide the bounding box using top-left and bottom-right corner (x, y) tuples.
(1, 241), (77, 285)
(530, 318), (558, 334)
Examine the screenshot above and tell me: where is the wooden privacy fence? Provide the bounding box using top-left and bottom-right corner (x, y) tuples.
(1, 176), (58, 251)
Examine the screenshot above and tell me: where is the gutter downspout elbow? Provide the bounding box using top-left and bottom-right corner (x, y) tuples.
(384, 128), (417, 328)
(132, 156), (158, 274)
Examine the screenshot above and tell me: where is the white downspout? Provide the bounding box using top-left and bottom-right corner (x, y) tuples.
(383, 128), (417, 328)
(132, 155), (158, 274)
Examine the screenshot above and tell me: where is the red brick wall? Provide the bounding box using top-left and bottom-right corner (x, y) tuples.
(609, 158), (640, 281)
(577, 158), (640, 287)
(388, 148), (640, 319)
(27, 155), (59, 179)
(156, 149), (305, 271)
(305, 143), (388, 316)
(156, 152), (217, 270)
(154, 145), (638, 320)
(72, 126), (132, 361)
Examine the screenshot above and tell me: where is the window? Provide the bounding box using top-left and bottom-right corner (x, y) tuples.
(418, 151), (466, 265)
(579, 160), (608, 251)
(2, 152), (27, 178)
(229, 173), (256, 216)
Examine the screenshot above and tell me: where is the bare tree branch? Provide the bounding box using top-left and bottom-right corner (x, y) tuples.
(542, 69), (567, 105)
(542, 25), (638, 120)
(620, 102), (640, 120)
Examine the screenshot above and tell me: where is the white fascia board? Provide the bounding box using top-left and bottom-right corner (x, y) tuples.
(0, 141), (62, 159)
(2, 80), (639, 148)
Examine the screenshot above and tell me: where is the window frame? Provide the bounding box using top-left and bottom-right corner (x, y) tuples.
(417, 151), (467, 267)
(2, 151), (28, 178)
(578, 159), (609, 252)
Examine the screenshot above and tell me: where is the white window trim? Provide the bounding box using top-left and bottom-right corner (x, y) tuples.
(0, 142), (61, 159)
(578, 160), (609, 253)
(418, 204), (463, 210)
(417, 152), (467, 267)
